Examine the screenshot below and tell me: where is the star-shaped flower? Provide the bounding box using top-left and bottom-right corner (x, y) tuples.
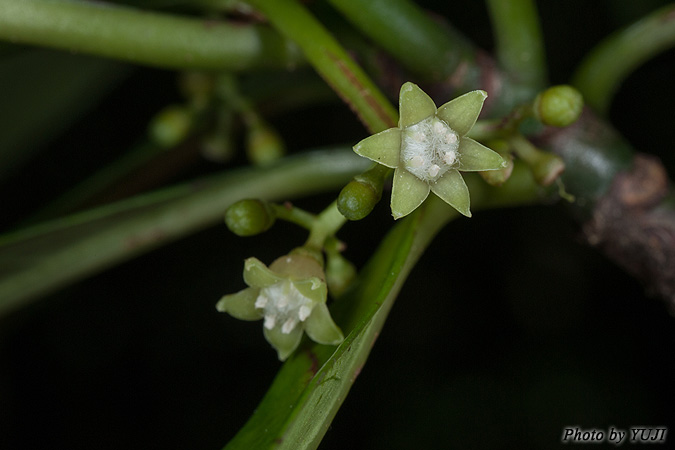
(353, 82), (506, 218)
(216, 253), (344, 360)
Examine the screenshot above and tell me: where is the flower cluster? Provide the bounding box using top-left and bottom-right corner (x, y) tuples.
(353, 82), (506, 218)
(217, 252), (344, 360)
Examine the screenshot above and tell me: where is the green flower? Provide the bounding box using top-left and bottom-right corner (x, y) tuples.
(216, 253), (344, 360)
(353, 82), (506, 218)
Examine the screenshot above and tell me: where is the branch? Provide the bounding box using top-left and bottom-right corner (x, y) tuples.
(537, 109), (675, 309)
(327, 0), (537, 115)
(0, 0), (303, 70)
(485, 0), (547, 88)
(572, 4), (675, 114)
(246, 0), (398, 133)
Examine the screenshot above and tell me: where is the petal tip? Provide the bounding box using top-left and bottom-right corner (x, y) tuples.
(401, 81), (415, 92)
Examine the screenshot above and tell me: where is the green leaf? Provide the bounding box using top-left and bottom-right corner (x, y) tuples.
(0, 149), (369, 318)
(224, 196), (459, 450)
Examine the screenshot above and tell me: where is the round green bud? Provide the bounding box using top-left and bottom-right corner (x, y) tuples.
(326, 252), (357, 298)
(202, 132), (235, 163)
(225, 199), (276, 236)
(179, 72), (215, 109)
(149, 105), (192, 148)
(480, 156), (514, 186)
(246, 122), (285, 166)
(337, 180), (380, 221)
(532, 152), (565, 186)
(533, 85), (584, 127)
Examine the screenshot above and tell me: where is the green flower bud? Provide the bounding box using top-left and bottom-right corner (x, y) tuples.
(533, 85), (583, 127)
(510, 135), (565, 186)
(246, 122), (285, 166)
(479, 139), (513, 186)
(480, 155), (514, 186)
(531, 152), (566, 187)
(326, 251), (357, 298)
(149, 105), (192, 148)
(179, 71), (215, 110)
(337, 179), (381, 221)
(202, 132), (235, 163)
(225, 199), (276, 236)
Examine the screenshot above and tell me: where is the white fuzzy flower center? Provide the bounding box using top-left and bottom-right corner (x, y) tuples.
(401, 116), (459, 182)
(255, 280), (314, 334)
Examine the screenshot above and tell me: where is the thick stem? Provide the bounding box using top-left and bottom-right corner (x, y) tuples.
(572, 4), (675, 114)
(246, 0), (397, 133)
(327, 0), (474, 83)
(305, 201), (347, 251)
(485, 0), (547, 88)
(0, 0), (302, 70)
(327, 0), (534, 115)
(537, 109), (675, 307)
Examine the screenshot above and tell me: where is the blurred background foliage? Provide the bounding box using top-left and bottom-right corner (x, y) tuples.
(1, 0), (674, 449)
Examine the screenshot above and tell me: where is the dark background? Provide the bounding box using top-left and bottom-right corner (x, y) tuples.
(1, 1), (674, 449)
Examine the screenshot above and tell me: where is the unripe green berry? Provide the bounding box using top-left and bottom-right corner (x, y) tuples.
(179, 72), (215, 109)
(149, 105), (192, 148)
(202, 132), (235, 163)
(225, 199), (276, 236)
(337, 180), (380, 221)
(246, 122), (285, 166)
(533, 85), (583, 127)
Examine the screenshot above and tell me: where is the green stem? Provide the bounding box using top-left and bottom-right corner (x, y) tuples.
(271, 203), (316, 230)
(0, 149), (370, 317)
(305, 201), (347, 250)
(485, 0), (547, 88)
(572, 4), (675, 114)
(0, 0), (302, 71)
(326, 0), (534, 114)
(245, 0), (397, 133)
(223, 159), (543, 450)
(327, 0), (474, 83)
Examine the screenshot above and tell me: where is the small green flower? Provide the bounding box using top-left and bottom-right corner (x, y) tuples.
(353, 82), (506, 218)
(216, 253), (344, 360)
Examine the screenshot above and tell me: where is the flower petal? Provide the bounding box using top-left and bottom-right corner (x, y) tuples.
(304, 303), (344, 346)
(436, 90), (487, 137)
(216, 287), (264, 320)
(243, 257), (282, 288)
(399, 82), (437, 128)
(353, 128), (401, 168)
(430, 170), (471, 217)
(391, 168), (430, 219)
(293, 277), (327, 304)
(457, 137), (506, 171)
(263, 324), (304, 361)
